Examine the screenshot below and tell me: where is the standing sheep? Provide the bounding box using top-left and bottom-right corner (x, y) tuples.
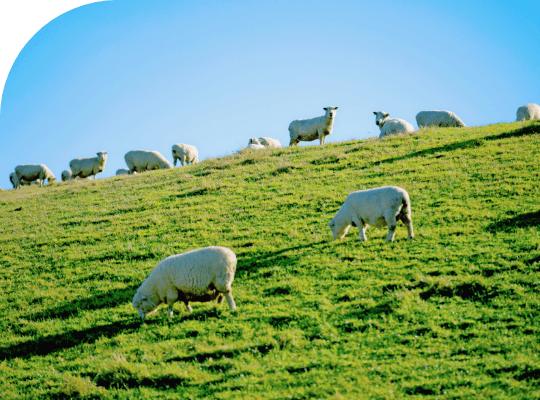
(61, 170), (72, 182)
(373, 111), (415, 138)
(14, 165), (56, 188)
(124, 150), (173, 173)
(69, 152), (107, 179)
(248, 137), (282, 148)
(116, 168), (131, 176)
(328, 186), (414, 242)
(172, 144), (199, 167)
(132, 246), (237, 318)
(516, 103), (540, 121)
(289, 107), (338, 146)
(416, 110), (466, 128)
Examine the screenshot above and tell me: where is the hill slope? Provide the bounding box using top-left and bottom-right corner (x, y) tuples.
(1, 122), (539, 399)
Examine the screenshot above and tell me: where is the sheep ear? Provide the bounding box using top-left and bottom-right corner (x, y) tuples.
(385, 113), (390, 117)
(373, 112), (378, 115)
(334, 107), (338, 110)
(323, 107), (328, 110)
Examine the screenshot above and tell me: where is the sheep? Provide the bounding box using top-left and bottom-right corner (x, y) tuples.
(246, 143), (266, 151)
(61, 170), (72, 182)
(132, 246), (237, 318)
(373, 111), (415, 138)
(289, 107), (338, 146)
(416, 110), (466, 128)
(248, 137), (282, 148)
(172, 144), (199, 167)
(116, 168), (131, 176)
(516, 103), (540, 121)
(69, 152), (107, 179)
(328, 186), (414, 242)
(124, 150), (173, 173)
(14, 165), (56, 188)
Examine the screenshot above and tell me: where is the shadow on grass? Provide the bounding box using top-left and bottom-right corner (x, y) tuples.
(374, 122), (540, 166)
(235, 239), (330, 278)
(486, 211), (540, 233)
(0, 319), (149, 360)
(24, 285), (139, 321)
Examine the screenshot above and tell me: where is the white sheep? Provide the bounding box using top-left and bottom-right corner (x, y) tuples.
(172, 144), (199, 167)
(416, 110), (466, 128)
(245, 143), (266, 151)
(516, 103), (540, 121)
(61, 170), (72, 182)
(69, 152), (107, 179)
(248, 137), (282, 148)
(116, 168), (131, 176)
(132, 246), (237, 318)
(14, 165), (56, 189)
(289, 107), (338, 146)
(328, 186), (414, 242)
(373, 111), (415, 138)
(124, 150), (173, 173)
(9, 172), (42, 188)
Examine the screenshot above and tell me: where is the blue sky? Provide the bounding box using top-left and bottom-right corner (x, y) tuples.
(1, 0), (539, 189)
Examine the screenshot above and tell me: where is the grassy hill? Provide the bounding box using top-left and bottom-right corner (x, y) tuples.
(1, 121), (539, 399)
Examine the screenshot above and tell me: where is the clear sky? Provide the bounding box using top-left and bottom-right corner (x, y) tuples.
(1, 0), (539, 189)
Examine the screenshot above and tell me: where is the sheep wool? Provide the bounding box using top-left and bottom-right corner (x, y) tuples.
(516, 103), (540, 121)
(373, 111), (415, 138)
(416, 110), (466, 128)
(69, 152), (107, 179)
(132, 246), (237, 318)
(329, 186), (414, 242)
(249, 137), (282, 148)
(124, 150), (173, 173)
(289, 107), (338, 146)
(172, 144), (199, 167)
(116, 168), (131, 176)
(61, 170), (72, 182)
(14, 164), (56, 188)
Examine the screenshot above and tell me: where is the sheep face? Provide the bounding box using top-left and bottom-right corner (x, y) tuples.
(373, 111), (390, 127)
(324, 107), (339, 120)
(249, 138), (262, 145)
(132, 293), (159, 319)
(328, 218), (351, 240)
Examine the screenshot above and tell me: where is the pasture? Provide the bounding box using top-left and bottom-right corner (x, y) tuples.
(0, 121), (539, 399)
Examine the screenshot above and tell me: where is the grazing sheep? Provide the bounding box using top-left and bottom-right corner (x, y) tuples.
(516, 103), (540, 121)
(61, 169), (72, 182)
(116, 168), (131, 176)
(249, 137), (282, 148)
(246, 143), (266, 151)
(328, 186), (414, 242)
(289, 107), (338, 146)
(125, 150), (173, 173)
(172, 144), (199, 167)
(14, 165), (56, 188)
(69, 152), (107, 179)
(132, 246), (237, 318)
(373, 111), (415, 138)
(416, 110), (466, 128)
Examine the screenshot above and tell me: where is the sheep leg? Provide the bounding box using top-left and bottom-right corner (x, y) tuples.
(173, 157), (178, 167)
(184, 302), (193, 313)
(401, 214), (415, 240)
(384, 213), (398, 242)
(221, 289), (236, 310)
(359, 222), (368, 242)
(166, 291), (179, 317)
(216, 293), (225, 305)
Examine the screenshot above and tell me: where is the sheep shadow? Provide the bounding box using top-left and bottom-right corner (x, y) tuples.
(24, 285), (139, 322)
(486, 211), (540, 233)
(375, 122), (540, 166)
(234, 239), (330, 278)
(0, 319), (151, 360)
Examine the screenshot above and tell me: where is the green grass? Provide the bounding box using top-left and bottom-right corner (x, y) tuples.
(1, 121), (539, 399)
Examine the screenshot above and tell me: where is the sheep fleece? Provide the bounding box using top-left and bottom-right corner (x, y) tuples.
(132, 246), (237, 318)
